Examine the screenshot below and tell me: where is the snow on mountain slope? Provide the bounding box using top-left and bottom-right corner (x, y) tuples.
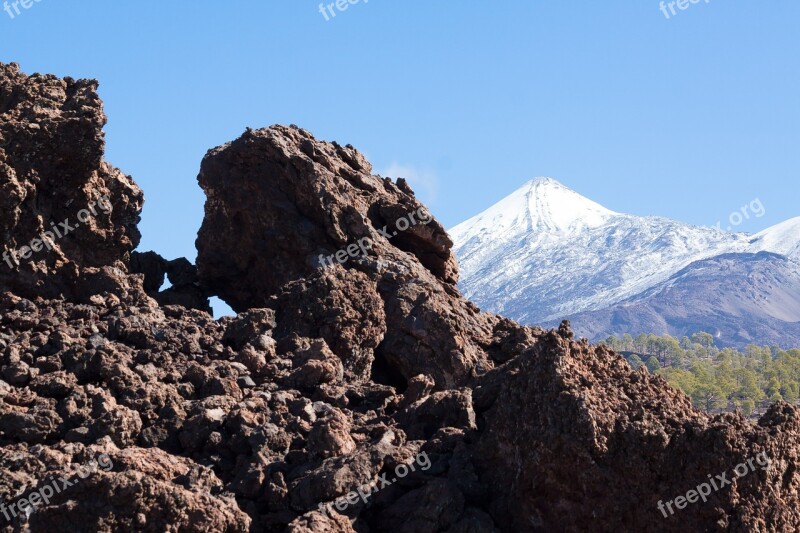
(748, 216), (800, 259)
(450, 178), (797, 325)
(554, 252), (800, 348)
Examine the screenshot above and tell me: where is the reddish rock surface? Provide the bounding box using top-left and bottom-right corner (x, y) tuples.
(1, 62), (800, 532)
(0, 63), (144, 303)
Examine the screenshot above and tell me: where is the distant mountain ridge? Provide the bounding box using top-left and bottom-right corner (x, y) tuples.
(450, 178), (800, 348)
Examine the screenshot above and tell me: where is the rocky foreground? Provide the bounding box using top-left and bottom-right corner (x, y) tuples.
(0, 62), (799, 532)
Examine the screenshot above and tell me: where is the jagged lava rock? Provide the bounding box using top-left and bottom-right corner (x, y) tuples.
(0, 62), (143, 302)
(197, 126), (506, 389)
(195, 125), (800, 532)
(1, 64), (800, 533)
(196, 125), (458, 308)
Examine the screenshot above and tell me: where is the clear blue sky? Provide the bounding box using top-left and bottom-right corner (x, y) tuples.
(2, 1), (798, 258)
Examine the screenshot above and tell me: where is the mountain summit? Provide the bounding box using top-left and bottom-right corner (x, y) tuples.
(451, 179), (800, 347)
(462, 177), (616, 236)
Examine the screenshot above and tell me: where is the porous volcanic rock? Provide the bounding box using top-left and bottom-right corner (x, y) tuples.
(471, 330), (800, 531)
(130, 251), (212, 312)
(1, 63), (800, 533)
(0, 62), (144, 303)
(195, 125), (458, 307)
(196, 125), (800, 532)
(196, 126), (504, 390)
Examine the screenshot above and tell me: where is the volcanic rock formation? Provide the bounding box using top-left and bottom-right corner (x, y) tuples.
(1, 62), (800, 532)
(0, 63), (144, 303)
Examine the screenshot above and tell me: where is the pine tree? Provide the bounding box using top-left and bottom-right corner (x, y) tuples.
(627, 354), (645, 371)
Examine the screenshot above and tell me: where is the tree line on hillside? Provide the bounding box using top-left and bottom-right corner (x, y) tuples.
(600, 332), (800, 416)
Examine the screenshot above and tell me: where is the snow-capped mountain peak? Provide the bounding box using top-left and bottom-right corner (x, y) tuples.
(450, 178), (615, 242)
(450, 179), (800, 332)
(521, 177), (616, 232)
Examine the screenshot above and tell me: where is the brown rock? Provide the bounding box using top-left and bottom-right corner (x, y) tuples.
(308, 408), (357, 459)
(196, 125), (458, 311)
(0, 63), (143, 303)
(1, 64), (800, 533)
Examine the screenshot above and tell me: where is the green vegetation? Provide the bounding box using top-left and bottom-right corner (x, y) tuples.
(600, 333), (800, 416)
